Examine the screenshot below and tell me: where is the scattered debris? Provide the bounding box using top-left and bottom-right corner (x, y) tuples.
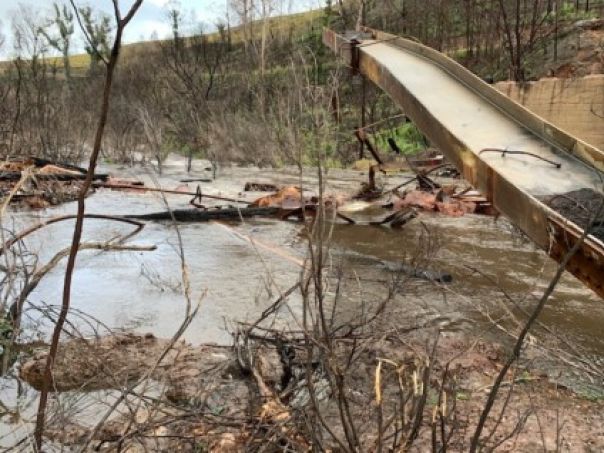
(408, 155), (445, 167)
(429, 165), (460, 178)
(543, 188), (604, 242)
(0, 158), (108, 181)
(244, 182), (280, 192)
(18, 332), (603, 451)
(393, 188), (479, 216)
(0, 157), (108, 209)
(250, 186), (306, 209)
(387, 138), (444, 171)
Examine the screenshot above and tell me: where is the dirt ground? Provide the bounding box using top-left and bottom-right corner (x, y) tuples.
(547, 20), (604, 78)
(18, 330), (604, 452)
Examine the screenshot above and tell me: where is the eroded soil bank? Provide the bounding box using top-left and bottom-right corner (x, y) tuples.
(17, 332), (604, 451)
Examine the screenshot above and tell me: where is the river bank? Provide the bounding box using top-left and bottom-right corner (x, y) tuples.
(0, 156), (602, 450)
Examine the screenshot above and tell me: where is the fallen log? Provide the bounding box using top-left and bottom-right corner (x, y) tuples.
(280, 205), (357, 224)
(1, 157), (88, 174)
(94, 182), (251, 205)
(30, 157), (88, 174)
(244, 182), (280, 192)
(0, 172), (109, 181)
(127, 207), (281, 222)
(1, 214), (145, 256)
(180, 178), (213, 183)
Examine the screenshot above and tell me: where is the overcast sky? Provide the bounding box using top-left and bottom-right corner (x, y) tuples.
(0, 0), (321, 59)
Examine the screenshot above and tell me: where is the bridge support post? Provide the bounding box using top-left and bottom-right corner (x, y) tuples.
(350, 38), (367, 159)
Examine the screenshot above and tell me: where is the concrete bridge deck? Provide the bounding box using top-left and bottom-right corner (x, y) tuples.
(324, 28), (604, 298)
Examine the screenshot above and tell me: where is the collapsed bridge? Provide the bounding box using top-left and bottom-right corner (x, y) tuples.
(324, 27), (604, 299)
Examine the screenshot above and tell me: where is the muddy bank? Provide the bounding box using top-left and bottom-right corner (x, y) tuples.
(18, 332), (604, 451)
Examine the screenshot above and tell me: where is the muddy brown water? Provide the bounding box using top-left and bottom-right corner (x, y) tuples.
(4, 156), (604, 351)
(0, 157), (602, 446)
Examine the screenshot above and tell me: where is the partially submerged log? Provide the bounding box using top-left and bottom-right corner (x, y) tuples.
(370, 207), (417, 228)
(343, 251), (453, 283)
(180, 178), (213, 183)
(244, 182), (280, 192)
(127, 206), (281, 222)
(380, 260), (453, 283)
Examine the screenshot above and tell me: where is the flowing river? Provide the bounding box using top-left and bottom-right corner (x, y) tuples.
(0, 156), (602, 447)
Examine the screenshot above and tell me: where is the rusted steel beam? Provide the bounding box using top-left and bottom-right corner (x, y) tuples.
(324, 27), (604, 299)
(548, 217), (604, 296)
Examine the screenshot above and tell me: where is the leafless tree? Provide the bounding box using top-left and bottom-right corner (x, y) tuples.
(38, 2), (75, 81)
(0, 20), (5, 50)
(136, 91), (169, 174)
(32, 0), (143, 449)
(497, 0), (553, 81)
(77, 5), (112, 75)
(160, 6), (229, 172)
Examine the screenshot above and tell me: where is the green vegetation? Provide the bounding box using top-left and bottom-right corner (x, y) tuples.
(557, 1), (599, 20)
(374, 123), (426, 156)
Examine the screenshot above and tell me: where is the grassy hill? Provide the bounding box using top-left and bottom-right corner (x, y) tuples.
(1, 8), (324, 76)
